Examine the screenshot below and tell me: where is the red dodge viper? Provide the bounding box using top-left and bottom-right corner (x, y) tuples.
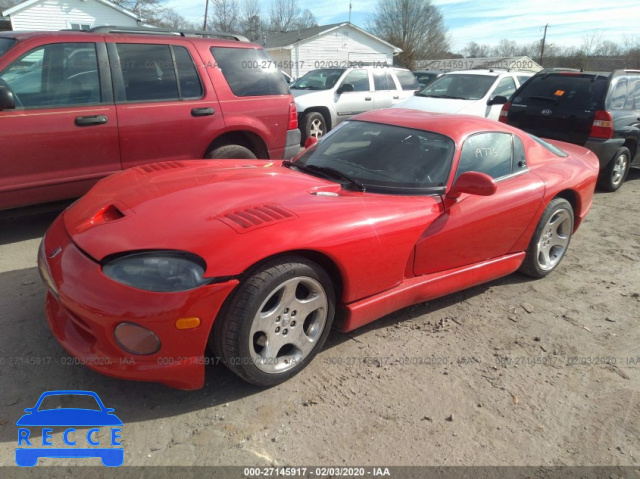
(38, 109), (599, 389)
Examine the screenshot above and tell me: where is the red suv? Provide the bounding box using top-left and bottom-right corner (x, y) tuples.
(0, 27), (300, 210)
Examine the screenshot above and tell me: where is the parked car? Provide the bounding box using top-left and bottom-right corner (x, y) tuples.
(39, 109), (599, 389)
(394, 69), (533, 120)
(499, 69), (640, 191)
(291, 66), (419, 142)
(0, 27), (300, 211)
(412, 69), (444, 88)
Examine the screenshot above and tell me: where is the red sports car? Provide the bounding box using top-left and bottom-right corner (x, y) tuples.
(38, 109), (599, 389)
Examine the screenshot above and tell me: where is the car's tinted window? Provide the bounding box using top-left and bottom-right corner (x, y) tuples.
(373, 69), (395, 90)
(342, 69), (370, 92)
(394, 69), (420, 90)
(491, 76), (516, 100)
(295, 120), (455, 193)
(632, 77), (640, 109)
(0, 38), (16, 57)
(516, 75), (532, 85)
(512, 74), (608, 110)
(117, 44), (179, 102)
(422, 74), (496, 100)
(456, 132), (513, 180)
(0, 43), (100, 108)
(609, 78), (629, 110)
(212, 47), (288, 96)
(173, 46), (203, 98)
(291, 68), (344, 90)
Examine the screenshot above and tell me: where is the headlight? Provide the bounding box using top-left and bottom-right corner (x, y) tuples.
(102, 252), (208, 292)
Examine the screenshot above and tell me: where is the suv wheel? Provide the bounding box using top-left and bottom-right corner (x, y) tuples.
(598, 147), (630, 192)
(302, 112), (326, 142)
(206, 144), (257, 159)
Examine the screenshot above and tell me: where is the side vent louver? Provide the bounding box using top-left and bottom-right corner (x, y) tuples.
(218, 204), (297, 233)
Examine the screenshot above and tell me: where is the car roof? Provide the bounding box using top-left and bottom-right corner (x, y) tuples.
(352, 108), (524, 142)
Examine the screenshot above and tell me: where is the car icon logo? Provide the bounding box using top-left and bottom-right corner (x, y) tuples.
(541, 109), (553, 115)
(15, 390), (123, 467)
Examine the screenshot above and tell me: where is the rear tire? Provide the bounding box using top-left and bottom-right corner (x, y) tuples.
(205, 144), (257, 159)
(211, 256), (335, 387)
(519, 198), (574, 278)
(598, 147), (630, 192)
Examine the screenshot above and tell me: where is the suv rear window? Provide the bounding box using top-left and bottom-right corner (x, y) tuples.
(394, 70), (420, 90)
(212, 47), (288, 97)
(512, 74), (607, 110)
(0, 38), (16, 57)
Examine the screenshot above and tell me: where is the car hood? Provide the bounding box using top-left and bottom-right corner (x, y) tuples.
(63, 160), (442, 277)
(291, 89), (333, 109)
(394, 96), (480, 114)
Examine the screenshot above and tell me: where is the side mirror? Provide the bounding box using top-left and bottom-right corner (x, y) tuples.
(337, 83), (354, 94)
(487, 95), (508, 106)
(0, 86), (16, 111)
(446, 171), (496, 199)
(304, 136), (318, 148)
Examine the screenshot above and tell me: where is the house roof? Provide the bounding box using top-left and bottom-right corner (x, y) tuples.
(2, 0), (141, 21)
(264, 22), (401, 53)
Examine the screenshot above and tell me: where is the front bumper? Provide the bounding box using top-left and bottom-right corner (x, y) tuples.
(39, 215), (238, 390)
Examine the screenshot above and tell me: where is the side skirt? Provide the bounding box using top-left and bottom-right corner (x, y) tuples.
(341, 252), (525, 332)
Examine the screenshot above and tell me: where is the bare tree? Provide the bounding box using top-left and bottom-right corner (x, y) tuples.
(209, 0), (239, 32)
(492, 39), (518, 57)
(110, 0), (167, 25)
(580, 31), (604, 57)
(0, 0), (20, 11)
(156, 8), (198, 30)
(294, 9), (317, 29)
(462, 41), (491, 58)
(269, 0), (300, 32)
(239, 0), (265, 41)
(369, 0), (450, 69)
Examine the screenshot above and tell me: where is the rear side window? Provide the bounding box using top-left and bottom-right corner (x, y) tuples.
(394, 70), (420, 90)
(609, 78), (628, 110)
(491, 76), (516, 100)
(373, 69), (395, 90)
(512, 74), (607, 110)
(0, 38), (16, 57)
(342, 69), (370, 91)
(117, 44), (179, 102)
(211, 47), (288, 96)
(456, 133), (514, 180)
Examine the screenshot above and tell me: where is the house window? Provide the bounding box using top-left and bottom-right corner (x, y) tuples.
(69, 23), (92, 31)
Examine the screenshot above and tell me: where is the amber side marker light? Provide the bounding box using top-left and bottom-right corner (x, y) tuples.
(175, 317), (201, 330)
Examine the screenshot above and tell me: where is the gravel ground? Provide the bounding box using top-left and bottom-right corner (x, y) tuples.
(0, 170), (639, 472)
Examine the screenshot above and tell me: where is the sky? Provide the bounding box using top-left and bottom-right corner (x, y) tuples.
(167, 0), (640, 54)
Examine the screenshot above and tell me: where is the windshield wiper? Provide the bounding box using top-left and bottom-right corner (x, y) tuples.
(306, 165), (365, 191)
(283, 161), (365, 191)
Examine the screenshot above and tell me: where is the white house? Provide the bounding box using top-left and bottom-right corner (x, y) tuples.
(265, 22), (401, 79)
(1, 0), (141, 31)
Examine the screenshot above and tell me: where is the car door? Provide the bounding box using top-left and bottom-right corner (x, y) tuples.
(108, 40), (224, 168)
(414, 132), (545, 276)
(0, 40), (119, 209)
(485, 75), (517, 119)
(334, 69), (373, 122)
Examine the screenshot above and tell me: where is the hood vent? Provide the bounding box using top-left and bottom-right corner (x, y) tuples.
(136, 161), (187, 173)
(218, 204), (297, 233)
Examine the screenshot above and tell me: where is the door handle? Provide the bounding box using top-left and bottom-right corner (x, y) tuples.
(75, 115), (107, 126)
(365, 97), (372, 101)
(191, 107), (215, 117)
(393, 96), (399, 99)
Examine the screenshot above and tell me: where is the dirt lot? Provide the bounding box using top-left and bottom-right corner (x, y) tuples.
(0, 170), (639, 472)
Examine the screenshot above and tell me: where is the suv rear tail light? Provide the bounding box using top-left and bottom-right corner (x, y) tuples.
(498, 102), (510, 123)
(590, 110), (614, 139)
(288, 102), (298, 130)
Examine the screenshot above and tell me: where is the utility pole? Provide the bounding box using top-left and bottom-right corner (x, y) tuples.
(203, 0), (209, 30)
(539, 23), (549, 65)
(349, 2), (352, 23)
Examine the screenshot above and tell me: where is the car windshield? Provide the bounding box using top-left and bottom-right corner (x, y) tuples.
(291, 68), (345, 90)
(417, 74), (496, 100)
(37, 394), (101, 411)
(292, 120), (455, 194)
(0, 38), (16, 57)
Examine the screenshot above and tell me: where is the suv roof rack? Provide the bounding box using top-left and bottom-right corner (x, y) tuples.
(88, 26), (248, 42)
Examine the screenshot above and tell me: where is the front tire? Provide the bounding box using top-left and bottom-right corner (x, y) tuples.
(212, 256), (335, 386)
(598, 147), (630, 192)
(301, 112), (326, 143)
(205, 144), (257, 159)
(519, 198), (574, 278)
